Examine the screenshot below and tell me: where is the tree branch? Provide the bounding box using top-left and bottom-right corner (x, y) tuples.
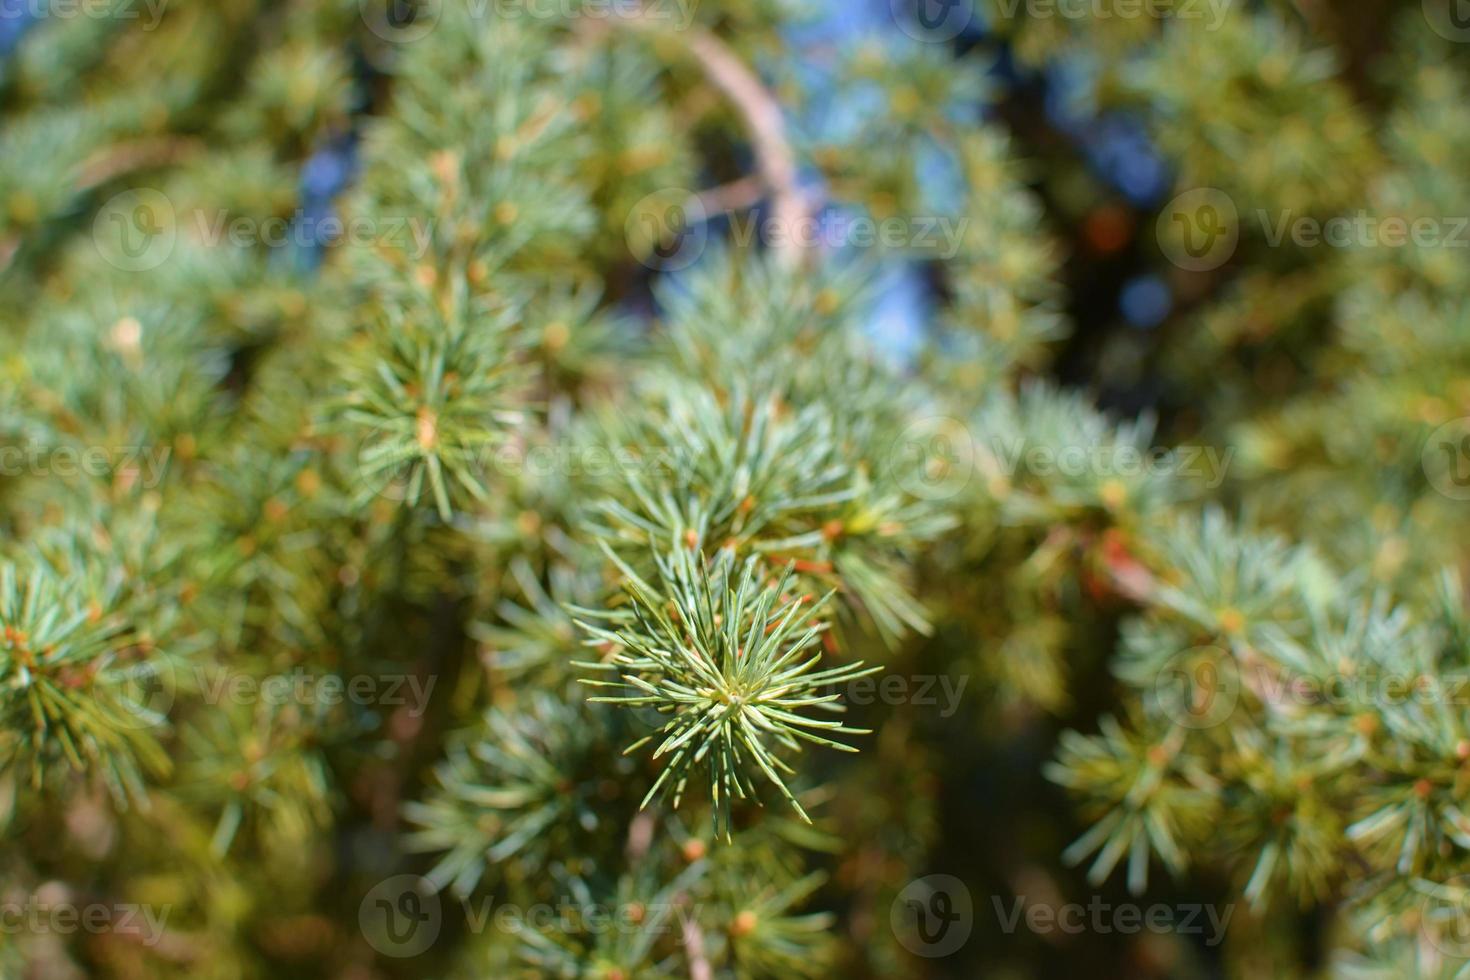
(614, 13), (808, 265)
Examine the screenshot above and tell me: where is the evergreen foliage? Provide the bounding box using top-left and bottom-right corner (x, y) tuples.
(3, 1), (1470, 978)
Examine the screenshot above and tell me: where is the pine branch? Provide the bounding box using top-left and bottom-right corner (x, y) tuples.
(577, 546), (878, 839)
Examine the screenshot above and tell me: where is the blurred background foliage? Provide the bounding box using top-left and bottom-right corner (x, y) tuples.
(2, 0), (1470, 978)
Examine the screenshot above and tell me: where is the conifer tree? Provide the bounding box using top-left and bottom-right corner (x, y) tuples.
(3, 2), (1470, 978)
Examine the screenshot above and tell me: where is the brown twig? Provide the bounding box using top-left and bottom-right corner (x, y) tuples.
(614, 12), (808, 265)
(681, 910), (715, 980)
(693, 175), (764, 216)
(77, 137), (203, 192)
(0, 137), (202, 275)
(625, 809), (657, 863)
